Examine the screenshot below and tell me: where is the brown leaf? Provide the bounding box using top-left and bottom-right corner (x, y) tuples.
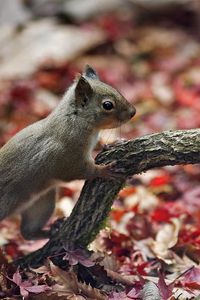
(29, 292), (68, 300)
(78, 281), (106, 300)
(151, 218), (182, 263)
(50, 262), (79, 294)
(105, 269), (134, 287)
(49, 262), (106, 299)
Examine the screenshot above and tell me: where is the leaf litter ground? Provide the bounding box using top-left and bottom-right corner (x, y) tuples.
(0, 10), (200, 300)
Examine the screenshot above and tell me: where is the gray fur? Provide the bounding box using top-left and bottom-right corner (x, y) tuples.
(0, 65), (135, 239)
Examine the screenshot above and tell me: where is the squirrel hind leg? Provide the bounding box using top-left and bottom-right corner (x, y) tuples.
(20, 189), (56, 240)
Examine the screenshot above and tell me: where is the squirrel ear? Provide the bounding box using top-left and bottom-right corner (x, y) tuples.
(83, 64), (99, 80)
(75, 75), (93, 105)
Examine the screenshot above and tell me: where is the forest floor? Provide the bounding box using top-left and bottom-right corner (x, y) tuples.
(0, 6), (200, 300)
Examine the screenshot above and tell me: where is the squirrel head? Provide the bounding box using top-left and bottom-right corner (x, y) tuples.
(74, 65), (136, 129)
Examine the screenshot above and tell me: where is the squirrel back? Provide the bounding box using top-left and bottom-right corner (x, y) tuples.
(0, 65), (136, 239)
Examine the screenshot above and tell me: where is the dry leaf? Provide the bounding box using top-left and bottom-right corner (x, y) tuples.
(140, 281), (161, 300)
(0, 20), (105, 78)
(151, 218), (182, 262)
(105, 269), (134, 287)
(78, 281), (106, 300)
(50, 263), (79, 295)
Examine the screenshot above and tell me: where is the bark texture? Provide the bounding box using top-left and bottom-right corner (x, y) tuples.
(16, 129), (200, 267)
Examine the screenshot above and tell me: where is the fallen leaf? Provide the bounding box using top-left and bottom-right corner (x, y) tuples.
(180, 266), (200, 289)
(140, 281), (161, 300)
(7, 269), (51, 299)
(151, 218), (182, 262)
(157, 271), (174, 300)
(63, 244), (95, 267)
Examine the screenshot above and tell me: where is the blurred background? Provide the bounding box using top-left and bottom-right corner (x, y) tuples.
(0, 0), (200, 148)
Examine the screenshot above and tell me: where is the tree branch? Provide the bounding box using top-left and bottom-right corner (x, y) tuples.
(16, 129), (200, 267)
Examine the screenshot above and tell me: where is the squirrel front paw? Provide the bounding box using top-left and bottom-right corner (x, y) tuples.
(94, 162), (126, 180)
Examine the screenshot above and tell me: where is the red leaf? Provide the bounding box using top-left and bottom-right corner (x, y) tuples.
(181, 267), (200, 289)
(111, 209), (126, 222)
(126, 214), (152, 240)
(157, 271), (173, 300)
(103, 231), (131, 260)
(119, 187), (137, 198)
(151, 207), (172, 222)
(150, 175), (170, 187)
(174, 77), (200, 107)
(151, 201), (188, 223)
(62, 187), (74, 198)
(179, 227), (200, 247)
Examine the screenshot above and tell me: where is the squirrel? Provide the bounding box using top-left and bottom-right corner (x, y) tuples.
(0, 65), (136, 240)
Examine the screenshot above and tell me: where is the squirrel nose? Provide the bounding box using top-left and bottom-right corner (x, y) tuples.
(129, 106), (136, 119)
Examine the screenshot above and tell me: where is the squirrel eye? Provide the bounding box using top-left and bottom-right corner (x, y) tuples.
(102, 100), (114, 111)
